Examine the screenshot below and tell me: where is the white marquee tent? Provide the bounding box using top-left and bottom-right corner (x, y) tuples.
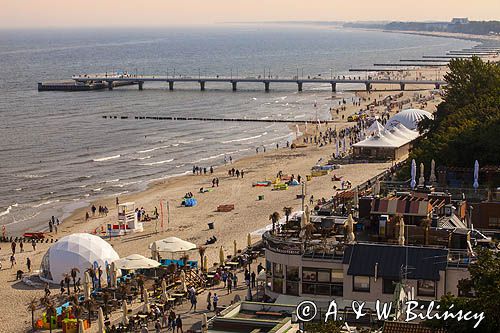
(40, 233), (120, 284)
(149, 237), (197, 259)
(385, 108), (433, 130)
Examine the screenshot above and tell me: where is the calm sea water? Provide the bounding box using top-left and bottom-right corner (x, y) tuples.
(0, 25), (475, 234)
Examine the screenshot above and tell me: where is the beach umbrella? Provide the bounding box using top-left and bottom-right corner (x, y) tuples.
(78, 319), (85, 333)
(180, 270), (187, 293)
(110, 261), (118, 288)
(202, 313), (208, 333)
(219, 246), (225, 265)
(410, 159), (417, 190)
(247, 233), (252, 248)
(301, 205), (310, 229)
(418, 163), (425, 187)
(161, 279), (168, 301)
(429, 159), (437, 184)
(473, 160), (479, 190)
(353, 187), (359, 208)
(233, 240), (237, 257)
(113, 254), (161, 270)
(373, 179), (380, 196)
(83, 271), (92, 301)
(398, 219), (405, 246)
(346, 214), (356, 243)
(142, 288), (150, 313)
(98, 307), (105, 333)
(122, 300), (129, 326)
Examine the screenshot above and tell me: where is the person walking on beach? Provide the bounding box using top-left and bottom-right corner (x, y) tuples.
(85, 212), (90, 221)
(19, 242), (23, 253)
(216, 178), (219, 187)
(10, 254), (16, 268)
(251, 271), (256, 288)
(26, 257), (31, 272)
(241, 170), (244, 178)
(229, 156), (232, 164)
(11, 241), (16, 254)
(91, 205), (96, 216)
(31, 240), (36, 252)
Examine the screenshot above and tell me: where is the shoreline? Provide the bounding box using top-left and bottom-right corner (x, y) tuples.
(0, 79), (446, 333)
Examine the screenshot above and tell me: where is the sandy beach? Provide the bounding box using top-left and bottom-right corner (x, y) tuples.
(0, 62), (467, 332)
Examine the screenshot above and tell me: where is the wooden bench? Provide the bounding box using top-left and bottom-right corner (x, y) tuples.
(217, 204), (234, 212)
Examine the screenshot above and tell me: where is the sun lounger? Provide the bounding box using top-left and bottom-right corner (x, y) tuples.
(217, 204), (234, 212)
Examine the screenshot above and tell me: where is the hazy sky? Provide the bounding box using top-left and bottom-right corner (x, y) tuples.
(1, 0), (498, 28)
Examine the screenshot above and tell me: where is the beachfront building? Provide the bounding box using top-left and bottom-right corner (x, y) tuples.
(262, 203), (475, 320)
(207, 301), (297, 333)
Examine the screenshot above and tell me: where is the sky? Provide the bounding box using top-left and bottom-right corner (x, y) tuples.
(0, 0), (498, 28)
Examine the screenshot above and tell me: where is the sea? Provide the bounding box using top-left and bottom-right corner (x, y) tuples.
(0, 24), (475, 235)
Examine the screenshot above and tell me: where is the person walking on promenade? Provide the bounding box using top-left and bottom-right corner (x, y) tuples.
(213, 293), (219, 313)
(26, 257), (31, 272)
(175, 315), (183, 333)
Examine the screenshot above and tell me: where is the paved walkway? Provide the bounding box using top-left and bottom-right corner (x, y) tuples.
(91, 262), (263, 332)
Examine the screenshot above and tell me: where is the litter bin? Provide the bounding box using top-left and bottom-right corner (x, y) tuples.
(258, 195), (265, 201)
(208, 222), (214, 230)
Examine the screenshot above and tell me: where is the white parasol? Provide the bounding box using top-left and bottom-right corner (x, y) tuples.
(410, 159), (417, 190)
(418, 162), (425, 187)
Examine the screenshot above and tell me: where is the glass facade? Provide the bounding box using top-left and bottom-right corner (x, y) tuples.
(302, 267), (343, 296)
(353, 276), (370, 292)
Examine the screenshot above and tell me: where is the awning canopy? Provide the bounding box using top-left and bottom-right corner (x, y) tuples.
(113, 254), (160, 270)
(149, 237), (197, 253)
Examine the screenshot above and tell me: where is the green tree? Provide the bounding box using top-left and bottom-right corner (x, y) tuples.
(304, 320), (343, 332)
(426, 249), (500, 332)
(402, 57), (500, 181)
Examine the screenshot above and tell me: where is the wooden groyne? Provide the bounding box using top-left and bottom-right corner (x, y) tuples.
(102, 115), (337, 124)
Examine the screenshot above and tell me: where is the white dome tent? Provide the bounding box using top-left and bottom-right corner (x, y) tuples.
(40, 233), (120, 284)
(385, 108), (433, 130)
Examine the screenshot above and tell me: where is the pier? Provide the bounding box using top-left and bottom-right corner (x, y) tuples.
(72, 74), (445, 92)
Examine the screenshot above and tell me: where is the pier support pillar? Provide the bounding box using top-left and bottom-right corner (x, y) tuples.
(399, 83), (405, 91)
(107, 81), (113, 90)
(232, 81), (237, 91)
(200, 81), (205, 91)
(435, 83), (441, 89)
(168, 81), (174, 91)
(365, 83), (371, 92)
(138, 81), (144, 90)
(264, 82), (270, 92)
(331, 82), (337, 92)
(297, 82), (303, 92)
